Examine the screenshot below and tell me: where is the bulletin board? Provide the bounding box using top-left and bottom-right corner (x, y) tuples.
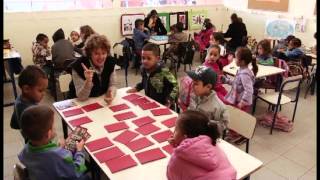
(121, 14), (145, 36)
(188, 10), (208, 30)
(158, 13), (170, 32)
(248, 0), (289, 12)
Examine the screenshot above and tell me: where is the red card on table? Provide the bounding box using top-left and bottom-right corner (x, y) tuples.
(151, 130), (173, 143)
(69, 116), (92, 127)
(62, 108), (84, 117)
(161, 117), (177, 128)
(109, 103), (130, 112)
(86, 137), (113, 152)
(132, 116), (156, 127)
(113, 130), (139, 145)
(139, 102), (160, 110)
(122, 94), (141, 101)
(135, 148), (166, 164)
(135, 123), (160, 136)
(113, 111), (137, 121)
(81, 103), (103, 112)
(104, 122), (129, 133)
(131, 97), (151, 106)
(94, 146), (125, 163)
(105, 155), (137, 173)
(126, 137), (154, 152)
(151, 108), (172, 116)
(162, 144), (174, 155)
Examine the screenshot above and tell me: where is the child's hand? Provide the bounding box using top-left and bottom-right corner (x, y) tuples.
(237, 102), (245, 109)
(76, 139), (85, 152)
(221, 75), (227, 84)
(168, 137), (178, 148)
(81, 63), (94, 83)
(58, 139), (66, 148)
(104, 90), (114, 105)
(127, 88), (138, 93)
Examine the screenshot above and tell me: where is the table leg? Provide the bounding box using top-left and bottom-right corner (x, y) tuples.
(4, 60), (18, 107)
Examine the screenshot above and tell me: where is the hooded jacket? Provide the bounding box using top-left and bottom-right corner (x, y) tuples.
(52, 28), (74, 70)
(167, 135), (237, 180)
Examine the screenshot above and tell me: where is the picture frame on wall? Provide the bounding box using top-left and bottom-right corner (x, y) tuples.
(169, 12), (178, 27)
(158, 12), (170, 32)
(188, 10), (208, 30)
(248, 0), (289, 12)
(121, 13), (145, 36)
(177, 11), (188, 30)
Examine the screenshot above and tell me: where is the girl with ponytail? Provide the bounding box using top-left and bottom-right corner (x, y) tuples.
(167, 110), (236, 180)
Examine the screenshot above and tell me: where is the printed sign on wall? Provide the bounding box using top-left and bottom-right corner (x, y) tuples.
(121, 14), (145, 36)
(188, 10), (208, 30)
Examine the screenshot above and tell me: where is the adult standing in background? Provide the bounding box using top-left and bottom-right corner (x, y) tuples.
(224, 13), (247, 53)
(144, 9), (167, 35)
(74, 25), (96, 55)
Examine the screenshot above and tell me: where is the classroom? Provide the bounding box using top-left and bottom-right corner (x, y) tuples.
(3, 0), (317, 179)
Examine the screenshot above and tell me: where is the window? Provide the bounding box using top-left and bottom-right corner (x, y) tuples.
(120, 0), (222, 7)
(4, 0), (113, 12)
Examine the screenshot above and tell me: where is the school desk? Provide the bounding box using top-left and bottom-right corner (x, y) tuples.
(3, 49), (21, 106)
(53, 87), (263, 180)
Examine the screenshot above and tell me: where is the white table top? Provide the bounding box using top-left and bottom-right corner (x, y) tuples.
(223, 60), (285, 78)
(3, 49), (21, 60)
(53, 87), (263, 180)
(148, 36), (169, 45)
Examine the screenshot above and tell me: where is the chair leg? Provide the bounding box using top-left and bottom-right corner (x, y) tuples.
(270, 105), (279, 135)
(246, 139), (249, 153)
(189, 64), (192, 71)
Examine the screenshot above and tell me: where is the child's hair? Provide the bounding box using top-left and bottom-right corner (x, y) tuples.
(142, 43), (160, 56)
(213, 32), (225, 45)
(236, 47), (258, 76)
(178, 110), (221, 145)
(84, 34), (111, 57)
(36, 33), (48, 43)
(285, 35), (295, 42)
(21, 105), (54, 141)
(135, 19), (144, 28)
(18, 65), (47, 88)
(257, 39), (271, 55)
(175, 22), (184, 32)
(290, 38), (302, 48)
(80, 25), (95, 41)
(170, 24), (176, 32)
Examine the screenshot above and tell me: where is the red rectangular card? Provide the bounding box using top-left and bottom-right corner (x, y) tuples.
(113, 111), (137, 121)
(113, 130), (139, 145)
(131, 97), (151, 106)
(126, 137), (154, 152)
(86, 137), (113, 152)
(151, 108), (172, 116)
(161, 117), (177, 128)
(109, 103), (130, 112)
(105, 155), (137, 173)
(135, 123), (160, 136)
(139, 102), (160, 110)
(132, 116), (156, 127)
(69, 116), (92, 127)
(62, 108), (84, 117)
(94, 146), (125, 163)
(135, 148), (166, 164)
(104, 122), (129, 133)
(162, 144), (174, 155)
(151, 130), (173, 143)
(122, 94), (141, 101)
(81, 103), (103, 112)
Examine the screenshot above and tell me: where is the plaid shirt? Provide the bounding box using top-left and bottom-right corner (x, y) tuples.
(32, 42), (51, 67)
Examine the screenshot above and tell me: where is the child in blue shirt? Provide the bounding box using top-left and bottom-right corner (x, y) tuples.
(133, 19), (150, 69)
(18, 105), (90, 180)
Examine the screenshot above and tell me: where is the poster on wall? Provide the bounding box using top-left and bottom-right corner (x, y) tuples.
(248, 0), (289, 12)
(158, 12), (170, 32)
(169, 12), (178, 27)
(188, 10), (208, 30)
(294, 17), (307, 33)
(265, 19), (295, 39)
(121, 14), (145, 36)
(177, 11), (188, 30)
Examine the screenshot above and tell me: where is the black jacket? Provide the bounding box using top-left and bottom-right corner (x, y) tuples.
(68, 56), (116, 98)
(224, 22), (247, 49)
(144, 17), (167, 35)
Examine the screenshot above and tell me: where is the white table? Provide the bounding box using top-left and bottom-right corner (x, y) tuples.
(223, 60), (285, 79)
(53, 87), (263, 180)
(305, 53), (317, 65)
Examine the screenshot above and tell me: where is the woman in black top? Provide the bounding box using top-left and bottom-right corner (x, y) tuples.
(144, 9), (167, 35)
(224, 13), (247, 53)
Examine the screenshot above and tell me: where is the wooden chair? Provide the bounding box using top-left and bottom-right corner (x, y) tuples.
(252, 75), (303, 134)
(13, 162), (28, 180)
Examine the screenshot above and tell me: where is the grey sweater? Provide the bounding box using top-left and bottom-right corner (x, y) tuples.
(52, 39), (75, 70)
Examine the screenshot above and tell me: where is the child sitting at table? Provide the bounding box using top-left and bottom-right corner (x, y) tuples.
(277, 38), (304, 61)
(203, 45), (228, 102)
(167, 110), (236, 180)
(127, 43), (178, 107)
(18, 105), (90, 180)
(187, 66), (229, 132)
(209, 32), (226, 56)
(133, 18), (150, 69)
(256, 39), (274, 66)
(70, 28), (82, 46)
(10, 65), (48, 143)
(32, 33), (51, 75)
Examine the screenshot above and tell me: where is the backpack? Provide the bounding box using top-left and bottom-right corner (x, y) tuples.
(257, 111), (293, 132)
(178, 76), (193, 112)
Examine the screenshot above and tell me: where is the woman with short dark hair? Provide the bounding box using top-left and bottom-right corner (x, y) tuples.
(144, 9), (167, 35)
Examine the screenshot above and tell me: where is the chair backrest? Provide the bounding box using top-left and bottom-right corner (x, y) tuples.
(281, 75), (303, 91)
(13, 162), (28, 180)
(178, 41), (196, 64)
(58, 74), (72, 93)
(226, 105), (257, 139)
(63, 58), (77, 74)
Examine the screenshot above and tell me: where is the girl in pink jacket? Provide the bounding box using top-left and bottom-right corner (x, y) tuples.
(167, 110), (236, 180)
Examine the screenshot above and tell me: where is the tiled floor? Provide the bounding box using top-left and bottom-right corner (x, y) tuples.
(3, 53), (316, 179)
